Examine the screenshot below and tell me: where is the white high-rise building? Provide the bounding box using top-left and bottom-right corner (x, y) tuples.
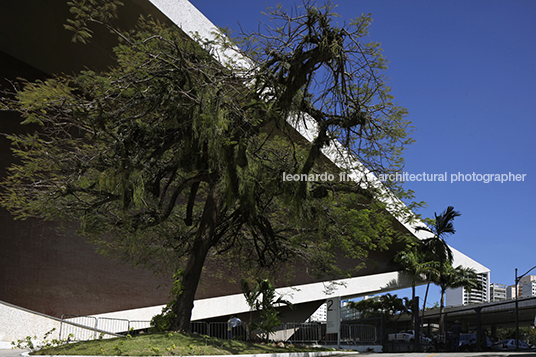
(522, 281), (536, 298)
(505, 275), (536, 299)
(506, 284), (519, 300)
(308, 303), (327, 322)
(520, 275), (536, 297)
(446, 271), (490, 306)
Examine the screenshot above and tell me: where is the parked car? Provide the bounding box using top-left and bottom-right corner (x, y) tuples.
(458, 333), (491, 351)
(388, 330), (431, 344)
(491, 339), (535, 351)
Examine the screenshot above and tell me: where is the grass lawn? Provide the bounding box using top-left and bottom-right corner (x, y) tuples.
(29, 332), (332, 356)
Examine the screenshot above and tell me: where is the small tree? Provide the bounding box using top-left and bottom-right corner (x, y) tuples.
(241, 279), (293, 341)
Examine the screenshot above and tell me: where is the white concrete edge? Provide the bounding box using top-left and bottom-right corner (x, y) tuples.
(148, 0), (250, 69)
(95, 271), (413, 321)
(20, 352), (356, 357)
(93, 253), (489, 322)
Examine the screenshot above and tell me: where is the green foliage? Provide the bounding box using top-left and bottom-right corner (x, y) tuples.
(412, 206), (463, 334)
(496, 327), (536, 345)
(1, 0), (419, 331)
(64, 0), (124, 43)
(12, 328), (74, 353)
(416, 206), (462, 265)
(241, 278), (293, 341)
(150, 304), (177, 333)
(348, 294), (412, 321)
(30, 331), (329, 356)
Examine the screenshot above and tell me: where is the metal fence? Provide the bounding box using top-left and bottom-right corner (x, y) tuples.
(188, 321), (377, 344)
(341, 323), (377, 344)
(59, 315), (378, 345)
(59, 315), (151, 341)
(59, 315), (99, 341)
(281, 322), (323, 343)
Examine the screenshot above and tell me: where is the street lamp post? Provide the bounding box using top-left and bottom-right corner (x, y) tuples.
(515, 268), (519, 351)
(515, 265), (536, 351)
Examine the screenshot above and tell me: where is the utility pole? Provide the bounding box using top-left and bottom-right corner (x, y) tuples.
(515, 265), (536, 351)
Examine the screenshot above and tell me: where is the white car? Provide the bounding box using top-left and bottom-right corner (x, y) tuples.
(491, 339), (534, 351)
(388, 330), (431, 344)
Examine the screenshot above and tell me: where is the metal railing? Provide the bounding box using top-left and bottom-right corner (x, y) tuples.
(282, 322), (323, 343)
(97, 317), (130, 334)
(341, 323), (377, 344)
(59, 315), (99, 340)
(59, 315), (151, 341)
(191, 321), (376, 344)
(59, 316), (377, 345)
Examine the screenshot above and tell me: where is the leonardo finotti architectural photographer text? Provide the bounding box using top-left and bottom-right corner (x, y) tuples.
(281, 171), (527, 184)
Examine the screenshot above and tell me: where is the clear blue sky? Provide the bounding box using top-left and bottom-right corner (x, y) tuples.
(190, 0), (536, 307)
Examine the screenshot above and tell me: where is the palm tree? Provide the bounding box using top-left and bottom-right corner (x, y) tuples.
(395, 241), (437, 301)
(394, 242), (432, 329)
(240, 278), (293, 341)
(415, 206), (461, 318)
(417, 206), (461, 263)
(435, 262), (479, 337)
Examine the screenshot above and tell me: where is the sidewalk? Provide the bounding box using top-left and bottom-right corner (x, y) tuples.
(1, 351), (357, 357)
(0, 349), (27, 357)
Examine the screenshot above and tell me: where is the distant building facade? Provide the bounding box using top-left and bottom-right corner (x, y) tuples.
(490, 283), (507, 302)
(446, 271), (490, 306)
(505, 275), (536, 300)
(308, 303), (327, 322)
(507, 284), (518, 300)
(308, 299), (362, 322)
(520, 275), (536, 298)
(522, 282), (536, 298)
(341, 299), (361, 321)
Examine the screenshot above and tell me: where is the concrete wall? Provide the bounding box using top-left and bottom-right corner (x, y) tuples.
(0, 301), (62, 349)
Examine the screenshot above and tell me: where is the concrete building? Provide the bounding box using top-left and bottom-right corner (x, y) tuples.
(520, 275), (536, 297)
(490, 283), (507, 302)
(308, 303), (327, 322)
(446, 271), (490, 306)
(505, 275), (536, 300)
(0, 0), (490, 345)
(522, 282), (536, 298)
(507, 284), (519, 300)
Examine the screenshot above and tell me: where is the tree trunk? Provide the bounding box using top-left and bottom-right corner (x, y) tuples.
(170, 184), (224, 332)
(420, 272), (432, 343)
(411, 281), (416, 330)
(439, 289), (445, 339)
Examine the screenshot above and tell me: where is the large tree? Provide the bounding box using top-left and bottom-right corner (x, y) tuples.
(0, 1), (416, 331)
